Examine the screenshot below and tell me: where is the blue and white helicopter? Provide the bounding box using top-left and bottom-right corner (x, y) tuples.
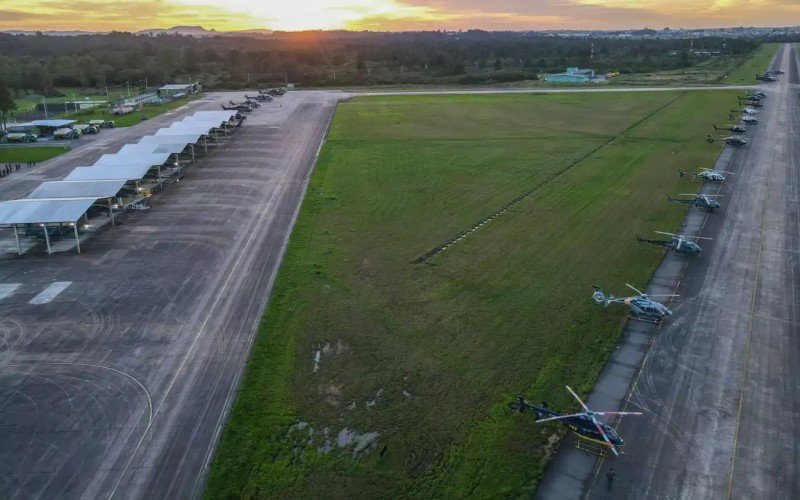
(592, 284), (677, 324)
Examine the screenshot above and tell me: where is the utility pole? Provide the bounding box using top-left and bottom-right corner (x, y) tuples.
(284, 72), (288, 85)
(145, 77), (148, 90)
(41, 96), (48, 119)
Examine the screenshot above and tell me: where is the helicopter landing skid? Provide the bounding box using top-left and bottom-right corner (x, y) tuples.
(627, 313), (663, 324)
(574, 437), (610, 457)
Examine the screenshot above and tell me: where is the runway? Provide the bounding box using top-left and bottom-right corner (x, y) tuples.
(0, 91), (342, 498)
(537, 43), (800, 499)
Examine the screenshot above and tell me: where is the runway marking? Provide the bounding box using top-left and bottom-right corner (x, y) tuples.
(28, 281), (71, 304)
(0, 283), (21, 301)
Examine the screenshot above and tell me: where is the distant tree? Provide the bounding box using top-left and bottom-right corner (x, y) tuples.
(494, 58), (502, 70)
(0, 83), (16, 131)
(356, 57), (366, 70)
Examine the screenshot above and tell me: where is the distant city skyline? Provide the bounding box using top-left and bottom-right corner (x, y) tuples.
(2, 0), (800, 33)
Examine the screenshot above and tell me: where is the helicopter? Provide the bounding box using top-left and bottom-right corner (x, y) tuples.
(592, 283), (677, 323)
(737, 98), (763, 108)
(707, 134), (747, 147)
(667, 193), (722, 211)
(679, 167), (733, 182)
(756, 72), (777, 82)
(731, 107), (759, 116)
(245, 93), (271, 102)
(636, 231), (711, 255)
(243, 95), (266, 105)
(714, 124), (746, 134)
(740, 115), (759, 125)
(222, 102), (252, 113)
(746, 90), (767, 99)
(766, 69), (785, 75)
(230, 99), (257, 109)
(510, 386), (642, 456)
(741, 93), (764, 102)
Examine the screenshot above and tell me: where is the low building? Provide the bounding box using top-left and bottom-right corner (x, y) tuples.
(157, 83), (201, 100)
(546, 67), (596, 83)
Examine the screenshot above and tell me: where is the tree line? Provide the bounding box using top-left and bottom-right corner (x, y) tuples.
(0, 30), (764, 97)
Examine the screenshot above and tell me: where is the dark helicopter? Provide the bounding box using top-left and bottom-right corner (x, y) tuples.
(738, 98), (763, 108)
(667, 193), (722, 211)
(679, 167), (733, 183)
(756, 72), (777, 82)
(707, 134), (747, 147)
(510, 386), (641, 456)
(241, 96), (262, 107)
(714, 124), (746, 134)
(738, 92), (766, 101)
(592, 284), (677, 323)
(222, 102), (252, 112)
(245, 93), (271, 102)
(636, 231), (711, 255)
(230, 99), (257, 109)
(747, 90), (767, 99)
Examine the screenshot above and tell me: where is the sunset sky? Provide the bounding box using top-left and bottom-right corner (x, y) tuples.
(1, 0), (799, 32)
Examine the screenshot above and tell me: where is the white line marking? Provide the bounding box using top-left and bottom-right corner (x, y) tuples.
(0, 284), (21, 301)
(29, 281), (72, 304)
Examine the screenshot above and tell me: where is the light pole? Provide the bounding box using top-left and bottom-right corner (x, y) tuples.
(41, 96), (49, 119)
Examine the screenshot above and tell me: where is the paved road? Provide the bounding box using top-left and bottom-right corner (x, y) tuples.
(0, 91), (342, 498)
(538, 43), (800, 500)
(349, 84), (757, 98)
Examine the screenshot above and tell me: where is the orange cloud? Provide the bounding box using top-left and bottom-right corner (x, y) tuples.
(1, 0), (799, 32)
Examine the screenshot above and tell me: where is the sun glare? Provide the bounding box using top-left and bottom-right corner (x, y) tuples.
(175, 0), (437, 31)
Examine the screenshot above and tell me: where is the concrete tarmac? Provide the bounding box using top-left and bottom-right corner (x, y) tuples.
(0, 91), (343, 498)
(537, 44), (800, 499)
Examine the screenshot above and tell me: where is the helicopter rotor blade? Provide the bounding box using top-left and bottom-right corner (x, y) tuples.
(643, 294), (680, 298)
(654, 231), (677, 237)
(590, 416), (619, 457)
(625, 283), (645, 296)
(700, 168), (735, 174)
(535, 412), (587, 424)
(565, 385), (590, 413)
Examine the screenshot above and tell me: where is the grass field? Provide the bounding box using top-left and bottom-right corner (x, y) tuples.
(207, 90), (738, 498)
(0, 147), (68, 164)
(58, 95), (200, 127)
(724, 43), (781, 84)
(614, 43), (779, 86)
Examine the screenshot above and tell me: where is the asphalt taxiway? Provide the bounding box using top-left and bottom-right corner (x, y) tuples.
(0, 91), (342, 498)
(537, 43), (800, 499)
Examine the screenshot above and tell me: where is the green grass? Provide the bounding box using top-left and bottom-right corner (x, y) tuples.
(724, 43), (781, 84)
(613, 43), (780, 86)
(206, 90), (738, 498)
(64, 95), (200, 127)
(0, 147), (68, 164)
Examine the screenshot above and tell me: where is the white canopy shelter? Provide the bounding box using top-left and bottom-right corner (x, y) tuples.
(93, 151), (172, 167)
(0, 197), (97, 254)
(65, 164), (155, 182)
(28, 180), (127, 200)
